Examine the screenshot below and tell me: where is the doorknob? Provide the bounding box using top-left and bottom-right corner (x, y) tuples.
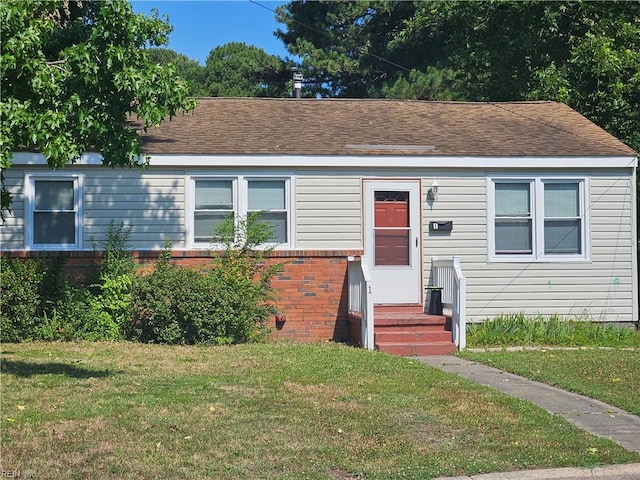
(416, 237), (418, 247)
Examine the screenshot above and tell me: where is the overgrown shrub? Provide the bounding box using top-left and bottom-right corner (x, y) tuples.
(0, 257), (43, 342)
(39, 287), (119, 341)
(38, 252), (69, 317)
(212, 212), (284, 341)
(33, 223), (134, 342)
(90, 222), (136, 331)
(128, 246), (223, 344)
(129, 213), (283, 345)
(1, 222), (135, 343)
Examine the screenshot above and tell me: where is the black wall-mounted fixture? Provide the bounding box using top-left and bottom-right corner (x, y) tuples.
(429, 221), (453, 232)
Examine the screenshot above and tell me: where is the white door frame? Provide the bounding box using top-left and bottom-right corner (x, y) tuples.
(363, 180), (422, 304)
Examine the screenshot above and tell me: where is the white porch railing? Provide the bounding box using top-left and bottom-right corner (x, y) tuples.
(429, 256), (467, 349)
(347, 255), (374, 350)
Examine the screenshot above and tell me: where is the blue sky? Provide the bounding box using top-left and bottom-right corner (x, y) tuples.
(131, 1), (290, 64)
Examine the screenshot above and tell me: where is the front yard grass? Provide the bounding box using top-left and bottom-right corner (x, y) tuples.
(460, 348), (640, 417)
(2, 342), (639, 479)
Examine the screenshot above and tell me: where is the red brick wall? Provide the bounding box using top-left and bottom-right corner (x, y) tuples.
(2, 249), (363, 342)
(171, 249), (364, 342)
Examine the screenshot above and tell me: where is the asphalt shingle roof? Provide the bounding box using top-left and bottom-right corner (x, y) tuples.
(140, 98), (636, 157)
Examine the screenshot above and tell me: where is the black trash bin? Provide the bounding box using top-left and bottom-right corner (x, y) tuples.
(426, 286), (443, 315)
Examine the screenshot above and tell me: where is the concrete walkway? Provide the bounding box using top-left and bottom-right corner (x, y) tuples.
(414, 355), (640, 480)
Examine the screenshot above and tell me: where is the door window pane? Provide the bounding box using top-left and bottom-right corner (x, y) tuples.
(375, 229), (410, 265)
(374, 191), (409, 227)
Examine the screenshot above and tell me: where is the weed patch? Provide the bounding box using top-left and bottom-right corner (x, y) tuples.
(467, 313), (640, 348)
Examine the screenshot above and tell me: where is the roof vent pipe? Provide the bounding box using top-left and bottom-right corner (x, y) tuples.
(291, 67), (303, 99)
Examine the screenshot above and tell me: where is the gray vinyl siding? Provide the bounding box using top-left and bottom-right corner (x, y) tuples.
(1, 166), (186, 251)
(295, 174), (362, 249)
(0, 169), (25, 250)
(423, 171), (636, 323)
(83, 169), (185, 250)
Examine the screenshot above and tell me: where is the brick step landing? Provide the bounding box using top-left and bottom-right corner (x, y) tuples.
(374, 305), (456, 356)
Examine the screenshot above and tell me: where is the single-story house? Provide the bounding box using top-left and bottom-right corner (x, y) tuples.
(2, 98), (637, 353)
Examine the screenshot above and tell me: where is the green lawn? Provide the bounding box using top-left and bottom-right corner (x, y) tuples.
(460, 348), (640, 416)
(2, 342), (638, 479)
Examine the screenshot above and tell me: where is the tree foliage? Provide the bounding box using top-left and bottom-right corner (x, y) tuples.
(145, 43), (293, 98)
(0, 0), (195, 216)
(204, 42), (291, 98)
(276, 0), (640, 152)
(148, 48), (208, 97)
(276, 1), (450, 98)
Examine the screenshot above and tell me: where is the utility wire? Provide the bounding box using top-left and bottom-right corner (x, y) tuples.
(248, 0), (411, 73)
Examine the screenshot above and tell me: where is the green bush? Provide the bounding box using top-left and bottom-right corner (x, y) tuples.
(212, 212), (284, 341)
(0, 257), (43, 342)
(90, 222), (136, 332)
(1, 222), (135, 343)
(127, 247), (219, 344)
(38, 223), (136, 342)
(38, 287), (120, 341)
(128, 213), (283, 345)
(38, 252), (69, 317)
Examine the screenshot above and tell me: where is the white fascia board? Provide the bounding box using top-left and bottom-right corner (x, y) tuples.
(11, 152), (104, 165)
(12, 152), (637, 169)
(145, 154), (638, 169)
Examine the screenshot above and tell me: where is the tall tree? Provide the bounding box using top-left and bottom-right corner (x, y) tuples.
(0, 0), (195, 217)
(409, 1), (640, 151)
(275, 1), (453, 98)
(204, 42), (291, 98)
(148, 48), (207, 97)
(276, 1), (640, 152)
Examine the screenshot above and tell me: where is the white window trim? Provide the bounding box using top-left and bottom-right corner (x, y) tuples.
(186, 174), (294, 249)
(487, 174), (590, 263)
(24, 172), (84, 250)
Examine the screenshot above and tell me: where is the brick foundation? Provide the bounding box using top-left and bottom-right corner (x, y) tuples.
(2, 249), (363, 342)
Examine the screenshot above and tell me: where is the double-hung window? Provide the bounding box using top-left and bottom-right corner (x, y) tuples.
(247, 180), (288, 244)
(190, 176), (291, 246)
(193, 179), (235, 243)
(26, 174), (83, 249)
(489, 176), (588, 261)
(494, 182), (533, 255)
